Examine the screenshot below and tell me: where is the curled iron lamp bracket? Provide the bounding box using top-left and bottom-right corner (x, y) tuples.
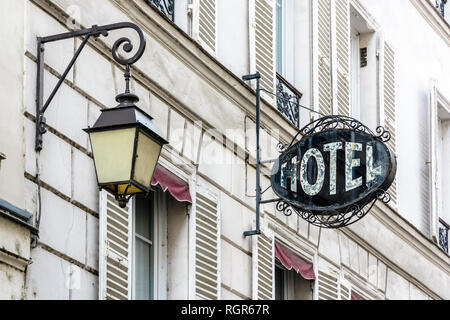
(35, 22), (146, 151)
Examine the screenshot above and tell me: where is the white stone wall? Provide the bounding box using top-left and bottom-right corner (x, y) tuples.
(0, 0), (32, 299)
(0, 0), (446, 300)
(0, 217), (31, 299)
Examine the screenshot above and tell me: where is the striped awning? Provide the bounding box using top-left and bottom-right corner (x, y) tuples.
(275, 240), (316, 280)
(151, 164), (192, 203)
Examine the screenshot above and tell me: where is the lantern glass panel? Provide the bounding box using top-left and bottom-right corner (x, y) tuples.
(89, 127), (136, 185)
(133, 130), (162, 188)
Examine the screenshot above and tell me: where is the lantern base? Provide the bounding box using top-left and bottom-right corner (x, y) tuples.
(114, 192), (134, 208)
(117, 196), (128, 208)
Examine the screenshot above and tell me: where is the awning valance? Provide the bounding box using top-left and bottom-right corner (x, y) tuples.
(275, 240), (316, 280)
(151, 164), (192, 203)
(351, 290), (364, 300)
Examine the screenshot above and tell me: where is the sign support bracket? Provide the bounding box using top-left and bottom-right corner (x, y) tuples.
(242, 73), (279, 237)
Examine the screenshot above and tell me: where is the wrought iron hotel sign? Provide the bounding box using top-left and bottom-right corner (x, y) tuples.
(271, 116), (397, 228)
(242, 73), (397, 233)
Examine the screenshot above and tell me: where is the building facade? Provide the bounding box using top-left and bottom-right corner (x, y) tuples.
(0, 0), (449, 300)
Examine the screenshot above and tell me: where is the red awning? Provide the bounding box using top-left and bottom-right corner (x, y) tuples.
(275, 240), (316, 280)
(351, 290), (364, 300)
(151, 164), (192, 203)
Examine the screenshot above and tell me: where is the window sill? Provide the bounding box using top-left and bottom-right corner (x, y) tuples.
(0, 198), (37, 235)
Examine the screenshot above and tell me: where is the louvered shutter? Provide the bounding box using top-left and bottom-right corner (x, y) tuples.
(379, 39), (398, 206)
(429, 81), (439, 242)
(194, 187), (221, 300)
(339, 277), (351, 300)
(316, 267), (339, 300)
(192, 0), (217, 55)
(317, 0), (333, 115)
(99, 190), (133, 300)
(316, 267), (351, 300)
(252, 228), (275, 300)
(335, 0), (350, 116)
(250, 0), (276, 98)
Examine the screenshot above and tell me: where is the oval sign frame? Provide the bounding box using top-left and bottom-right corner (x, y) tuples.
(270, 116), (397, 228)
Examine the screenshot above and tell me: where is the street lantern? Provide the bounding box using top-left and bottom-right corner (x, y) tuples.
(34, 22), (167, 208)
(84, 90), (167, 208)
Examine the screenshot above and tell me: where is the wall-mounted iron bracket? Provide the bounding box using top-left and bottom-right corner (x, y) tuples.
(35, 22), (146, 151)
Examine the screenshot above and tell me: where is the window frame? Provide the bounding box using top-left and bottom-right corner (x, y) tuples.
(273, 238), (315, 300)
(276, 0), (294, 82)
(350, 28), (361, 120)
(430, 82), (450, 251)
(275, 261), (295, 300)
(131, 189), (168, 300)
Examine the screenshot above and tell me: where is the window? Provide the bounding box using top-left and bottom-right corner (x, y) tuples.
(350, 28), (361, 120)
(133, 193), (155, 299)
(275, 0), (304, 128)
(275, 262), (313, 300)
(349, 4), (378, 130)
(98, 168), (191, 300)
(273, 240), (315, 300)
(276, 0), (283, 75)
(276, 0), (293, 80)
(436, 98), (450, 254)
(132, 191), (168, 299)
(430, 82), (450, 254)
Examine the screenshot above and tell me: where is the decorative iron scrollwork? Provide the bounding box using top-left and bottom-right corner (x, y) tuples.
(435, 0), (447, 17)
(284, 115), (391, 151)
(438, 220), (449, 254)
(276, 74), (302, 128)
(276, 142), (288, 153)
(276, 188), (391, 229)
(146, 0), (175, 21)
(108, 23), (147, 67)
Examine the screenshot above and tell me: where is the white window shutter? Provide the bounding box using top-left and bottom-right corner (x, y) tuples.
(250, 0), (276, 98)
(339, 276), (352, 300)
(316, 0), (333, 116)
(335, 0), (351, 116)
(429, 81), (439, 242)
(379, 37), (397, 207)
(99, 190), (133, 300)
(192, 0), (217, 56)
(252, 228), (275, 300)
(193, 186), (221, 300)
(316, 267), (351, 300)
(316, 267), (339, 300)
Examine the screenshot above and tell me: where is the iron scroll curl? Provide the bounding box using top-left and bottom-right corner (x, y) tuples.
(94, 22), (147, 67)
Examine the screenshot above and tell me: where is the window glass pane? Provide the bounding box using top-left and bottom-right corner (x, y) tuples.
(275, 265), (284, 300)
(350, 33), (360, 120)
(134, 194), (154, 300)
(134, 237), (152, 299)
(276, 0), (283, 74)
(136, 194), (153, 238)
